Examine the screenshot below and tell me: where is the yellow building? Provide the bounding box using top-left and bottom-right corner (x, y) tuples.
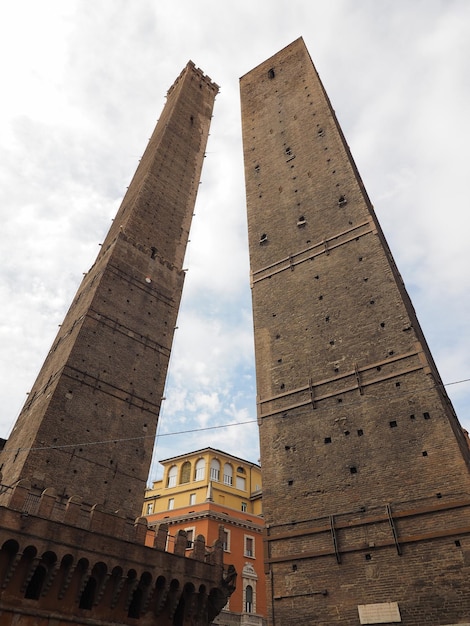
(143, 448), (266, 626)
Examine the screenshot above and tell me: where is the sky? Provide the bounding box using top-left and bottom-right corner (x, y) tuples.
(0, 1), (469, 484)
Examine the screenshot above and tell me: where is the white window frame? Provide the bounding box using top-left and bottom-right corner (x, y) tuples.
(210, 458), (220, 482)
(223, 462), (233, 486)
(189, 493), (196, 506)
(222, 528), (231, 552)
(167, 465), (177, 488)
(168, 498), (174, 510)
(236, 475), (246, 490)
(242, 563), (258, 615)
(245, 584), (254, 613)
(244, 534), (255, 558)
(194, 458), (205, 481)
(184, 526), (196, 550)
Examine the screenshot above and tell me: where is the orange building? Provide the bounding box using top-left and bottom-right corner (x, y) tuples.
(143, 448), (266, 626)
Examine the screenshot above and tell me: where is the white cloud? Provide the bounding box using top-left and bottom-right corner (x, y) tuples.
(1, 0), (469, 483)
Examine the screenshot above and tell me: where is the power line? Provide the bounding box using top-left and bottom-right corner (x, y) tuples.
(18, 419), (258, 453)
(444, 377), (470, 387)
(13, 376), (470, 454)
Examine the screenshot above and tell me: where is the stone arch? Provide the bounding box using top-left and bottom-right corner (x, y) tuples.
(223, 462), (233, 485)
(245, 584), (254, 613)
(210, 458), (220, 482)
(0, 539), (20, 587)
(242, 562), (258, 615)
(12, 545), (37, 596)
(194, 457), (206, 481)
(24, 550), (57, 600)
(106, 565), (124, 609)
(128, 584), (143, 619)
(79, 561), (107, 610)
(173, 581), (195, 626)
(180, 460), (191, 484)
(122, 568), (138, 613)
(1, 538), (19, 554)
(196, 583), (208, 622)
(207, 586), (228, 623)
(165, 577), (180, 619)
(24, 563), (47, 599)
(51, 553), (74, 602)
(128, 570), (152, 619)
(79, 574), (97, 609)
(152, 575), (167, 616)
(62, 557), (88, 606)
(167, 465), (177, 487)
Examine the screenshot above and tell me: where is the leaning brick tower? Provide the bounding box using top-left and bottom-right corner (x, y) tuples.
(0, 61), (218, 516)
(241, 38), (470, 625)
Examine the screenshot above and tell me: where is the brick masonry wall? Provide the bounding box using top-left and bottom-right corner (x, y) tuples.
(0, 63), (218, 516)
(241, 38), (470, 624)
(0, 481), (231, 625)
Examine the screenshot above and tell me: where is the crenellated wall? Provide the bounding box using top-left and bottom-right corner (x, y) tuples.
(0, 480), (236, 625)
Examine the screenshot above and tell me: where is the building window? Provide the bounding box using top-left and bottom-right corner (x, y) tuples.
(210, 458), (220, 481)
(167, 466), (177, 488)
(185, 528), (194, 549)
(245, 585), (253, 613)
(242, 563), (258, 614)
(241, 502), (247, 512)
(189, 493), (196, 506)
(236, 475), (246, 491)
(180, 461), (191, 484)
(223, 463), (233, 486)
(222, 529), (231, 552)
(168, 498), (174, 510)
(146, 503), (153, 515)
(244, 536), (254, 558)
(237, 466), (245, 474)
(194, 458), (205, 481)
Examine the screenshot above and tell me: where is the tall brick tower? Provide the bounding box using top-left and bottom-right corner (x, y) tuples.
(0, 61), (218, 515)
(241, 38), (470, 625)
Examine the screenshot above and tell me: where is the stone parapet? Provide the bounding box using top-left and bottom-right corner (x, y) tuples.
(0, 482), (235, 625)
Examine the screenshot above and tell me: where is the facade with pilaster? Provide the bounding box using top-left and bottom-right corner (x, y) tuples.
(144, 448), (266, 626)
